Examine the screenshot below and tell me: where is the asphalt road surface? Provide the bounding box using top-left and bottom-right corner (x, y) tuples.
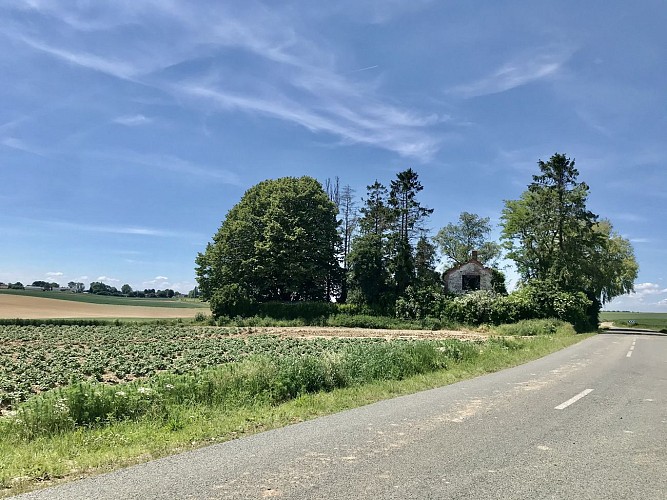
(16, 331), (667, 499)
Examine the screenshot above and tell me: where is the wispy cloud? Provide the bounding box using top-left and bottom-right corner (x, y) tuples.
(88, 150), (242, 185)
(6, 1), (444, 161)
(1, 137), (46, 156)
(182, 84), (441, 161)
(450, 47), (572, 98)
(6, 216), (204, 239)
(19, 35), (139, 80)
(46, 271), (64, 277)
(113, 114), (152, 126)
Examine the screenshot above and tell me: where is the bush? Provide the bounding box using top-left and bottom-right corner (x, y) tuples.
(257, 301), (337, 321)
(437, 283), (593, 332)
(210, 284), (257, 318)
(443, 290), (498, 325)
(494, 319), (575, 336)
(395, 286), (448, 320)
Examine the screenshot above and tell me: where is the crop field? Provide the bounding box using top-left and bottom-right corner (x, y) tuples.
(0, 324), (477, 411)
(600, 311), (667, 331)
(0, 289), (207, 308)
(0, 293), (206, 319)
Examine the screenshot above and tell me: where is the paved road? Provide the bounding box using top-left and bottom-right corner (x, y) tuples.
(17, 332), (667, 499)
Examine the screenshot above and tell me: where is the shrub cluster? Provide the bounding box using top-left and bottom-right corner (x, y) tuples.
(493, 319), (575, 336)
(393, 281), (593, 333)
(208, 280), (595, 333)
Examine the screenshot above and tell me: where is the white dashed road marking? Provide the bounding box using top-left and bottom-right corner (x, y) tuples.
(555, 389), (594, 410)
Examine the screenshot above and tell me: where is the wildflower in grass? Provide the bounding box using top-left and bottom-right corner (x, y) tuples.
(54, 398), (69, 414)
(137, 387), (152, 395)
(164, 384), (174, 390)
(115, 391), (126, 397)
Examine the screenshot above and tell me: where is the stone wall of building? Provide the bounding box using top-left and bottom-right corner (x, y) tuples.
(444, 261), (493, 294)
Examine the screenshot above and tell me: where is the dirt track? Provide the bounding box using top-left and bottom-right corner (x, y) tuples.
(0, 294), (202, 319)
(247, 326), (489, 341)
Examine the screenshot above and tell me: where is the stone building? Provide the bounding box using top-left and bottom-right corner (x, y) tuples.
(443, 251), (493, 294)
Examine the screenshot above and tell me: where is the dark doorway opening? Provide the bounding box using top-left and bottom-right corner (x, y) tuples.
(462, 274), (481, 291)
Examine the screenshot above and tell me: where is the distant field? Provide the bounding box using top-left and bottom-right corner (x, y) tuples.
(0, 289), (207, 309)
(600, 311), (667, 331)
(0, 293), (207, 320)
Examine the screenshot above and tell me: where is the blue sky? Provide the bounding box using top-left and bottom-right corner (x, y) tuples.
(0, 1), (665, 310)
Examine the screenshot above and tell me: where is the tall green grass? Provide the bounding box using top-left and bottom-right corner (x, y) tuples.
(492, 319), (575, 336)
(3, 340), (477, 441)
(210, 313), (461, 331)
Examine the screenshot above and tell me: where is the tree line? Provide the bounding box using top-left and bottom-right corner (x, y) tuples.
(196, 153), (637, 330)
(4, 280), (180, 299)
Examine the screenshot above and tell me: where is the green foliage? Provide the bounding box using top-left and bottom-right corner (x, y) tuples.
(493, 319), (575, 336)
(358, 180), (392, 237)
(427, 283), (592, 332)
(4, 334), (482, 440)
(414, 235), (440, 288)
(586, 220), (639, 305)
(490, 269), (508, 294)
(88, 281), (120, 296)
(388, 168), (434, 242)
(347, 233), (393, 310)
(395, 285), (447, 320)
(443, 290), (499, 325)
(501, 153), (598, 287)
(511, 280), (592, 332)
(349, 170), (433, 309)
(196, 176), (341, 305)
(434, 212), (501, 267)
(501, 153), (638, 327)
(210, 284), (257, 318)
(257, 301), (337, 321)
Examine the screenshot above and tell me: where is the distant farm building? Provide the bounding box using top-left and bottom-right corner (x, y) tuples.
(0, 282), (8, 289)
(443, 251), (493, 294)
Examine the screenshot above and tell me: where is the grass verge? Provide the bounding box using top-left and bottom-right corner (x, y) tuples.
(0, 331), (591, 497)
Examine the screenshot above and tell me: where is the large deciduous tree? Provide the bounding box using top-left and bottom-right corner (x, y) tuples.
(195, 177), (341, 309)
(501, 153), (598, 288)
(501, 153), (638, 325)
(434, 211), (501, 267)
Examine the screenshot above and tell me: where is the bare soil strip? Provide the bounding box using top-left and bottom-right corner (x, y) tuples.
(244, 326), (489, 341)
(0, 294), (200, 319)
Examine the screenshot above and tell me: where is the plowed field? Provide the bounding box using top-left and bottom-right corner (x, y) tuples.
(0, 294), (201, 319)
